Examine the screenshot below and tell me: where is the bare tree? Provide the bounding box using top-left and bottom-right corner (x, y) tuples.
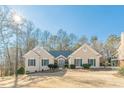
(78, 35), (88, 45)
(41, 30), (50, 49)
(0, 6), (13, 76)
(48, 35), (58, 50)
(56, 29), (70, 50)
(69, 33), (77, 46)
(103, 35), (120, 66)
(32, 28), (42, 46)
(90, 36), (103, 53)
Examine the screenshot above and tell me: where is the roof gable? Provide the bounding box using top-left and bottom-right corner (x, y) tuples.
(23, 43), (102, 59)
(23, 50), (39, 58)
(68, 43), (102, 57)
(56, 55), (67, 59)
(23, 46), (54, 58)
(33, 47), (54, 58)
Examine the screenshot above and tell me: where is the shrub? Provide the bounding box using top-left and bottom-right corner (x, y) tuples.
(48, 64), (58, 70)
(53, 64), (58, 69)
(70, 64), (75, 69)
(48, 64), (54, 69)
(118, 67), (124, 76)
(17, 67), (25, 74)
(64, 64), (69, 68)
(82, 64), (91, 69)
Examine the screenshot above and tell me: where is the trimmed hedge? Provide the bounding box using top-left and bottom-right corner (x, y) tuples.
(54, 64), (58, 69)
(82, 64), (91, 69)
(118, 67), (124, 76)
(48, 64), (58, 69)
(48, 64), (54, 69)
(17, 67), (25, 74)
(70, 64), (75, 69)
(64, 64), (69, 68)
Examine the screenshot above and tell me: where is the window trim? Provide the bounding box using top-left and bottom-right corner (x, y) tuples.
(28, 59), (36, 66)
(74, 58), (82, 66)
(88, 58), (96, 66)
(41, 59), (49, 66)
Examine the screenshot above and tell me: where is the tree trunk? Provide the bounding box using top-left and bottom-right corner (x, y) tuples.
(14, 28), (19, 87)
(0, 30), (12, 76)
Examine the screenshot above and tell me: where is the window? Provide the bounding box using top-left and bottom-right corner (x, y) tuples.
(83, 47), (87, 52)
(41, 59), (49, 66)
(28, 59), (36, 66)
(74, 59), (82, 66)
(88, 59), (96, 66)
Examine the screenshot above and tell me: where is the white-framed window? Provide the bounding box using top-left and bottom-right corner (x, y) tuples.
(88, 59), (96, 66)
(28, 59), (36, 66)
(74, 59), (82, 66)
(41, 59), (49, 66)
(83, 47), (87, 52)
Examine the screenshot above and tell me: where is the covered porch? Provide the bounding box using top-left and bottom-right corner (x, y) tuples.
(54, 55), (68, 68)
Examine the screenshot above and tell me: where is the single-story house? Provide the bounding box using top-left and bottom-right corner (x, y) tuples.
(23, 43), (102, 72)
(118, 32), (124, 67)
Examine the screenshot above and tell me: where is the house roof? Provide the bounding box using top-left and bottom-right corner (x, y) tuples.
(48, 50), (73, 58)
(23, 46), (54, 58)
(23, 43), (102, 59)
(68, 43), (102, 58)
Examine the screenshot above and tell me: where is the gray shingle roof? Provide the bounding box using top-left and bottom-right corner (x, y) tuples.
(48, 50), (73, 58)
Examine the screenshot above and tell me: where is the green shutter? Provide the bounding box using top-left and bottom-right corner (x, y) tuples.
(74, 59), (76, 65)
(44, 60), (46, 66)
(94, 59), (96, 66)
(47, 60), (49, 65)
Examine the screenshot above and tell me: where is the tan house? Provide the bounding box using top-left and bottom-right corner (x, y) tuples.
(68, 44), (102, 68)
(118, 32), (124, 67)
(23, 43), (102, 72)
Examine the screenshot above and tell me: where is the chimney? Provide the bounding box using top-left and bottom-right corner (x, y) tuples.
(121, 32), (124, 45)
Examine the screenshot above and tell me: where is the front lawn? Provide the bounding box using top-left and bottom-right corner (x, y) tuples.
(0, 69), (124, 88)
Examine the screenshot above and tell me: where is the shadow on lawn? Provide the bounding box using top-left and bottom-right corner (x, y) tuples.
(17, 69), (67, 87)
(28, 69), (67, 77)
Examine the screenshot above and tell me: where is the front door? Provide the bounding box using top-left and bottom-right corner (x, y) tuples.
(58, 58), (65, 67)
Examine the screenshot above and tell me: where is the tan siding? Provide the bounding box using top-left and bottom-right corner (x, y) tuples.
(25, 51), (40, 72)
(24, 49), (54, 72)
(69, 44), (101, 68)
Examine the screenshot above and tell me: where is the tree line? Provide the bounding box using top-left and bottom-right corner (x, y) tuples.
(0, 6), (120, 76)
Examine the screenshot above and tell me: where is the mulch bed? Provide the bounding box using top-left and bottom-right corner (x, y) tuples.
(89, 68), (113, 71)
(27, 69), (64, 74)
(69, 68), (113, 72)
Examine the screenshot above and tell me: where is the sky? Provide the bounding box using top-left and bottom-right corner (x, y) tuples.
(9, 5), (124, 42)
